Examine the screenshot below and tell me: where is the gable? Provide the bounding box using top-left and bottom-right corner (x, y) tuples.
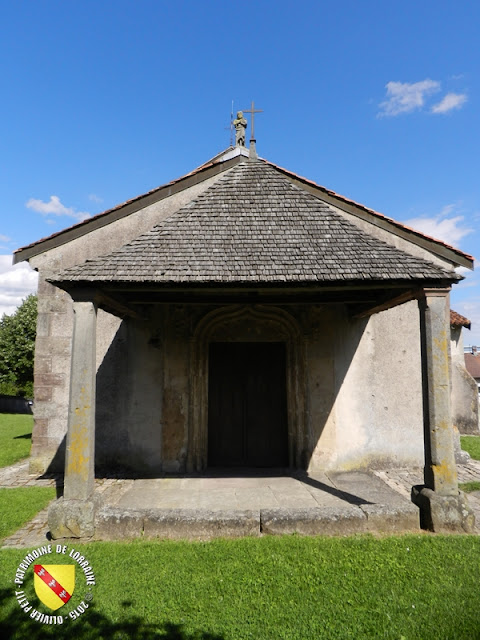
(50, 160), (458, 287)
(14, 147), (473, 281)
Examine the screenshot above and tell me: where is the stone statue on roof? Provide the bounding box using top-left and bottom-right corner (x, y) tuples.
(233, 111), (247, 147)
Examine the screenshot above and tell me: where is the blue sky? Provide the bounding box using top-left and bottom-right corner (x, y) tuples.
(1, 1), (479, 343)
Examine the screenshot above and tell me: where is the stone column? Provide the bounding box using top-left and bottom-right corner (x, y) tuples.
(49, 293), (98, 538)
(412, 288), (474, 532)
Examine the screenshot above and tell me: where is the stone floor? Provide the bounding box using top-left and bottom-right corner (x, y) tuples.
(1, 458), (480, 547)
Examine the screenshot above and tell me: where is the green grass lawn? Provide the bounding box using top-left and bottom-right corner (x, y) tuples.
(1, 535), (479, 639)
(0, 487), (56, 542)
(459, 481), (480, 493)
(461, 435), (480, 461)
(0, 420), (478, 637)
(0, 413), (33, 467)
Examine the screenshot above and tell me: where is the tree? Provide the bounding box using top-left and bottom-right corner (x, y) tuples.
(0, 294), (37, 397)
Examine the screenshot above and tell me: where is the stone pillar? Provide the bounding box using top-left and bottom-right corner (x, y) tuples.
(49, 294), (98, 538)
(412, 288), (475, 532)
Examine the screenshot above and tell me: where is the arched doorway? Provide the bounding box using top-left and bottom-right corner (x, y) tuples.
(188, 305), (305, 472)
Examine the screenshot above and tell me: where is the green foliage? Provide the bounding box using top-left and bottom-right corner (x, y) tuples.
(1, 535), (480, 638)
(0, 413), (33, 467)
(460, 435), (480, 460)
(0, 294), (37, 397)
(0, 486), (56, 541)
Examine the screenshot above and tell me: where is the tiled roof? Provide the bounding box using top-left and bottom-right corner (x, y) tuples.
(465, 353), (480, 379)
(51, 160), (459, 286)
(450, 310), (471, 329)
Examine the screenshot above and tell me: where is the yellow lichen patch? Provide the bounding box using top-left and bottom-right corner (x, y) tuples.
(66, 425), (90, 480)
(432, 459), (458, 491)
(432, 333), (450, 370)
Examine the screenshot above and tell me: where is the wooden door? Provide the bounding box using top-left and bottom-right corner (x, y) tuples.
(208, 342), (288, 467)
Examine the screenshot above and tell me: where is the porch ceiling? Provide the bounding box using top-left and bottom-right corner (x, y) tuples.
(59, 281), (448, 320)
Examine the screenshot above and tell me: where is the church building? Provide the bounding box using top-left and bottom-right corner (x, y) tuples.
(14, 130), (475, 536)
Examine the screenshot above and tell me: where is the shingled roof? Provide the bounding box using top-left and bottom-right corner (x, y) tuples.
(50, 160), (459, 287)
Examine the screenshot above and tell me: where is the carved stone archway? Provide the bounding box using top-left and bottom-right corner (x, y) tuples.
(187, 304), (305, 472)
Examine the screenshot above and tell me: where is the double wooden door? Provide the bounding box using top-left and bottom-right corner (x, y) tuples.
(208, 342), (288, 468)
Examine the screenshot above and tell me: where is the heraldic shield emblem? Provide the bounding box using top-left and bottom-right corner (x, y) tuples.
(33, 565), (75, 611)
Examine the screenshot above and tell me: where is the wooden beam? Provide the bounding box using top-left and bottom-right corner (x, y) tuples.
(352, 289), (423, 319)
(98, 291), (145, 320)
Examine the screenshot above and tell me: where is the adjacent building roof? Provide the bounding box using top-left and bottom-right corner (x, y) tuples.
(450, 310), (471, 329)
(51, 159), (459, 287)
(465, 353), (480, 380)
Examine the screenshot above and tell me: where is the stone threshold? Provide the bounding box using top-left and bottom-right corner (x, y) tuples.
(95, 502), (420, 541)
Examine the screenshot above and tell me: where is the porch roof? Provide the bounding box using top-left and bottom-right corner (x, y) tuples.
(49, 159), (459, 289)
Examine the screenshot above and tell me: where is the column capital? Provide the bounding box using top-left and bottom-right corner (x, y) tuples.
(420, 286), (451, 298)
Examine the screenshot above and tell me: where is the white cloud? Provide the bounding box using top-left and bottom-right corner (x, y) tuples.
(26, 195), (91, 222)
(88, 194), (103, 204)
(431, 92), (467, 114)
(455, 266), (474, 278)
(378, 79), (440, 116)
(0, 256), (38, 318)
(404, 204), (473, 246)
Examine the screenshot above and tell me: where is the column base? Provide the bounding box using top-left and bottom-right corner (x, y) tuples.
(48, 497), (96, 539)
(411, 485), (475, 533)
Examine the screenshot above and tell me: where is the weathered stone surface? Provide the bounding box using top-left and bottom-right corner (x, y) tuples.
(260, 507), (367, 536)
(63, 299), (97, 502)
(35, 373), (65, 387)
(95, 506), (144, 540)
(35, 387), (53, 402)
(143, 509), (260, 540)
(360, 502), (419, 532)
(48, 498), (95, 539)
(451, 325), (479, 435)
(411, 485), (475, 533)
(419, 291), (459, 496)
(453, 424), (471, 464)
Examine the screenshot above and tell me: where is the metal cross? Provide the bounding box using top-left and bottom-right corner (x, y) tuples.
(242, 101), (263, 141)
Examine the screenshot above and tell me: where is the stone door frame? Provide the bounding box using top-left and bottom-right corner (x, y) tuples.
(187, 304), (306, 472)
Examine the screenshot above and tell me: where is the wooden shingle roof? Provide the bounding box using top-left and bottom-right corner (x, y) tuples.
(50, 160), (459, 286)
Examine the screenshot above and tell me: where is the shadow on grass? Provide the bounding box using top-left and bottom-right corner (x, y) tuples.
(13, 434), (32, 440)
(0, 588), (225, 640)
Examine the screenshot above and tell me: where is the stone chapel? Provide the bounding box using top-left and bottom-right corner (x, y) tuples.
(14, 139), (475, 536)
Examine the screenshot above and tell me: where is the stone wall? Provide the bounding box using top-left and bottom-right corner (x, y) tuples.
(451, 326), (479, 435)
(29, 290), (431, 476)
(329, 301), (424, 471)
